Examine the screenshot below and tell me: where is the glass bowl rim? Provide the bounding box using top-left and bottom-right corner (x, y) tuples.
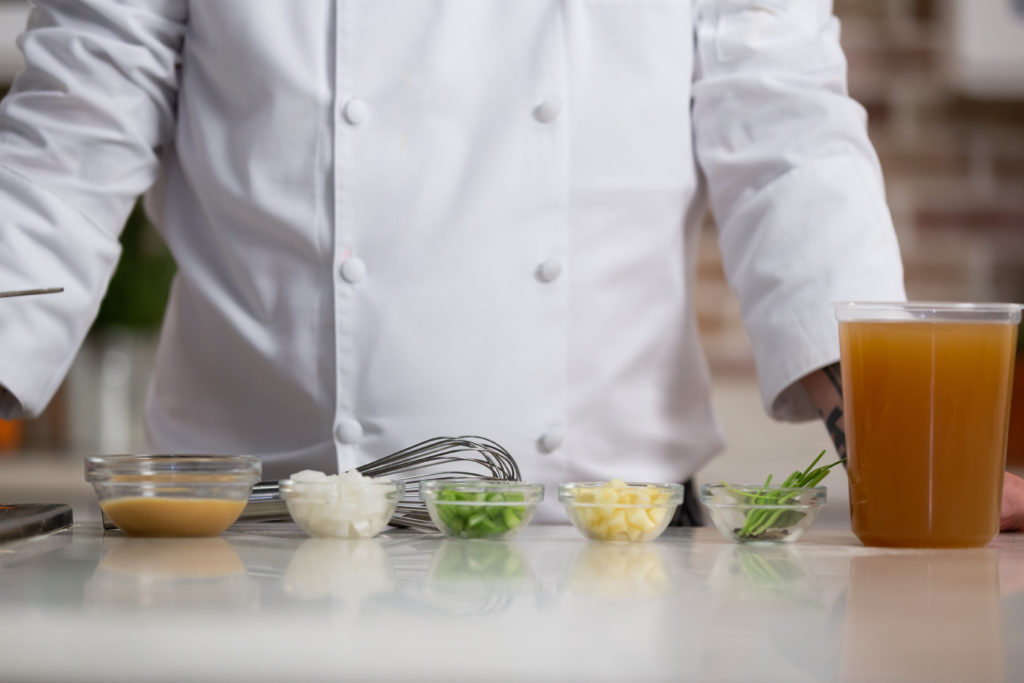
(419, 479), (544, 501)
(85, 454), (261, 482)
(700, 483), (826, 507)
(279, 478), (406, 498)
(557, 481), (684, 506)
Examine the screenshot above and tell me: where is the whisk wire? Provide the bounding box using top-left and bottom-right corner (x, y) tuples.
(354, 435), (521, 531)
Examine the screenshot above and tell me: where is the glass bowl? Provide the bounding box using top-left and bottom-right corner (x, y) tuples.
(419, 480), (544, 539)
(558, 481), (683, 542)
(700, 483), (827, 544)
(279, 477), (404, 539)
(84, 455), (261, 537)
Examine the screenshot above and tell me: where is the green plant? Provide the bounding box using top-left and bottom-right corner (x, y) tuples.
(92, 202), (176, 330)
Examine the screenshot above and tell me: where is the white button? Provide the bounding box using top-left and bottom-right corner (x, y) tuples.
(538, 427), (565, 454)
(533, 99), (561, 124)
(335, 418), (363, 444)
(536, 258), (562, 283)
(340, 256), (366, 283)
(343, 98), (369, 126)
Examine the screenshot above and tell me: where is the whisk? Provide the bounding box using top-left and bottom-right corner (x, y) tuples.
(243, 435), (522, 532)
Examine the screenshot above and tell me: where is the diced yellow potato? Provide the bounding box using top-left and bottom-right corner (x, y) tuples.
(606, 510), (628, 537)
(577, 507), (596, 526)
(572, 480), (676, 541)
(626, 507), (656, 531)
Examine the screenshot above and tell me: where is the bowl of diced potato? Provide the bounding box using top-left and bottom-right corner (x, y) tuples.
(558, 480), (683, 542)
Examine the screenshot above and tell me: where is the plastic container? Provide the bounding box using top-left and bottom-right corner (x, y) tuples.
(279, 477), (404, 539)
(558, 481), (683, 542)
(85, 455), (261, 537)
(835, 301), (1021, 548)
(700, 483), (826, 544)
(419, 480), (543, 539)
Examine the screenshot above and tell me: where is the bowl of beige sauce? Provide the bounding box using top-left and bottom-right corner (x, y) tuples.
(85, 455), (261, 537)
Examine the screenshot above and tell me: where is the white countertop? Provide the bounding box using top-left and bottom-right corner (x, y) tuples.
(2, 523), (1022, 682)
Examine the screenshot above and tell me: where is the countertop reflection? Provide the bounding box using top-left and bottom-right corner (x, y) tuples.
(84, 536), (258, 613)
(1, 524), (1022, 682)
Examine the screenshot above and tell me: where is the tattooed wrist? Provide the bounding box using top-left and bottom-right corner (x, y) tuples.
(804, 362), (848, 463)
(819, 405), (847, 463)
(823, 363), (842, 395)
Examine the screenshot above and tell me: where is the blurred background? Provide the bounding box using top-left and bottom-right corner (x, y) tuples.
(0, 0), (1022, 526)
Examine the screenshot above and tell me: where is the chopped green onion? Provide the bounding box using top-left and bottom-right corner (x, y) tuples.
(433, 487), (529, 538)
(724, 450), (841, 541)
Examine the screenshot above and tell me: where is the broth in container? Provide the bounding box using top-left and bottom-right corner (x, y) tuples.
(836, 302), (1020, 548)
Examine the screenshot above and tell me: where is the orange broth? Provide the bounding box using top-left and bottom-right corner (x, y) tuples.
(839, 319), (1017, 548)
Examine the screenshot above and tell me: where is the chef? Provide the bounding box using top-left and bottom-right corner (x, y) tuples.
(0, 0), (1020, 527)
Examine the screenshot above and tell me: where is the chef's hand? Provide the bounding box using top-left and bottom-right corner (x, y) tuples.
(1001, 472), (1024, 532)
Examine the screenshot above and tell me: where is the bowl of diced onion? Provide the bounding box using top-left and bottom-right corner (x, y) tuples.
(280, 470), (404, 539)
(559, 480), (683, 542)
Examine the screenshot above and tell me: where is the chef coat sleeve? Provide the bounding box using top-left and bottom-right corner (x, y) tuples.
(692, 0), (906, 422)
(0, 0), (186, 418)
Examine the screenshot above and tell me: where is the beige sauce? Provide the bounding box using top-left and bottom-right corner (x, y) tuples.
(101, 497), (247, 537)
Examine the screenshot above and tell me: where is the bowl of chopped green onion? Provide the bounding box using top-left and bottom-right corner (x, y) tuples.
(420, 480), (544, 539)
(701, 450), (839, 544)
(700, 484), (827, 544)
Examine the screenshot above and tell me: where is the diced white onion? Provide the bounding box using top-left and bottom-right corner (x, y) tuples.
(286, 468), (394, 538)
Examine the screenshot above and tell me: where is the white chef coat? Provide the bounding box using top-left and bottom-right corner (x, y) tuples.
(0, 0), (904, 520)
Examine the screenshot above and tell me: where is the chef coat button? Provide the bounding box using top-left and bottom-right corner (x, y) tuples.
(343, 98), (369, 126)
(533, 99), (561, 124)
(538, 427), (565, 454)
(536, 258), (562, 283)
(335, 418), (363, 444)
(340, 256), (366, 283)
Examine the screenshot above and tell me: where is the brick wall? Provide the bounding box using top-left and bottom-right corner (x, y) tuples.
(697, 0), (1024, 377)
